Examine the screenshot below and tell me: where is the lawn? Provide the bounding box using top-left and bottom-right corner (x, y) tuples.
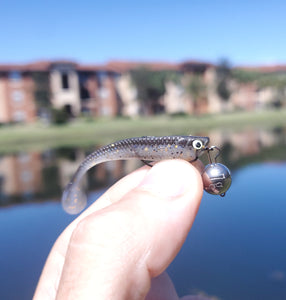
(1, 109), (286, 153)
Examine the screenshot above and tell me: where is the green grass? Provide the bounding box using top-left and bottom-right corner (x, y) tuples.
(1, 109), (286, 153)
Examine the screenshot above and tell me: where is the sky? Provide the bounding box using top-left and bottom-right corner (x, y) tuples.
(1, 0), (286, 66)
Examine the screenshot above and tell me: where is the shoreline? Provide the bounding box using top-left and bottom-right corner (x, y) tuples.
(1, 109), (286, 153)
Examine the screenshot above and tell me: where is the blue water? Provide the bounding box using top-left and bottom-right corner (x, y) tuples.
(0, 164), (285, 300)
(0, 202), (75, 300)
(168, 163), (286, 299)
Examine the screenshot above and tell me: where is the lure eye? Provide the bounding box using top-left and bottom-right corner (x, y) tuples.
(192, 139), (203, 150)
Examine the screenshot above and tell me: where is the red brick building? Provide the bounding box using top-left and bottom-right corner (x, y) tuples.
(1, 59), (280, 123)
(0, 65), (37, 123)
(0, 61), (122, 123)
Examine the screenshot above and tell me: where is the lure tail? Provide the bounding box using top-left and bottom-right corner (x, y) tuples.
(61, 150), (112, 214)
(61, 162), (90, 214)
(62, 182), (87, 214)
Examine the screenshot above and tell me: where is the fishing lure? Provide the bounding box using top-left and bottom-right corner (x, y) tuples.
(62, 135), (231, 214)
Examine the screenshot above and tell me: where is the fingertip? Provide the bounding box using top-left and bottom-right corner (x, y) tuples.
(139, 159), (203, 201)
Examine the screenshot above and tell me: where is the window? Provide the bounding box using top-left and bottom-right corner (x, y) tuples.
(18, 153), (30, 164)
(20, 170), (33, 183)
(98, 88), (109, 99)
(9, 71), (22, 82)
(13, 111), (26, 122)
(11, 90), (24, 102)
(97, 71), (107, 87)
(61, 73), (69, 89)
(100, 106), (111, 116)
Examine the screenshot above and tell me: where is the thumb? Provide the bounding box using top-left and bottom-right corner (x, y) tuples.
(56, 160), (203, 300)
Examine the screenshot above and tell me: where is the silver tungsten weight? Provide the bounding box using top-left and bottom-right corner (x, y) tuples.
(202, 146), (232, 197)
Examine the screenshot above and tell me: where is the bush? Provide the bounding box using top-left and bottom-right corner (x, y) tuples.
(51, 108), (69, 125)
(169, 111), (188, 117)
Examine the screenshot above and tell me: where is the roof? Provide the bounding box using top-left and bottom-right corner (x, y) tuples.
(179, 60), (214, 72)
(105, 60), (179, 72)
(236, 64), (286, 73)
(0, 60), (78, 72)
(0, 59), (213, 73)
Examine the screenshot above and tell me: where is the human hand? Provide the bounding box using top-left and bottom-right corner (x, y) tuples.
(34, 159), (208, 300)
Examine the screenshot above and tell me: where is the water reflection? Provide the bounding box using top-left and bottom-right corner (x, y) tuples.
(0, 152), (43, 205)
(168, 162), (286, 300)
(1, 126), (286, 300)
(0, 126), (285, 208)
(208, 126), (286, 168)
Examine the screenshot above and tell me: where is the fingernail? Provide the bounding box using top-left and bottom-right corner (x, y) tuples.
(139, 160), (192, 199)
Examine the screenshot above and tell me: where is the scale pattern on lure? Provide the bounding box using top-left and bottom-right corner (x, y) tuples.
(62, 135), (210, 214)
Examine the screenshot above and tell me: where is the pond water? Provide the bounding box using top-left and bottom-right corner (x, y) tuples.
(0, 126), (286, 300)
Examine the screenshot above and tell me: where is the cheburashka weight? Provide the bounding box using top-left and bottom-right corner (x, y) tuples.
(61, 135), (232, 214)
(202, 146), (232, 197)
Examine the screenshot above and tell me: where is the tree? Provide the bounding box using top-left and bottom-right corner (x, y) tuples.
(232, 68), (286, 108)
(130, 67), (176, 115)
(185, 74), (206, 115)
(216, 59), (232, 102)
(232, 69), (260, 84)
(31, 71), (51, 120)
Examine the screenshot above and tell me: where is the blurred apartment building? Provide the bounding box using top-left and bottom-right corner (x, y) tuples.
(0, 152), (42, 202)
(0, 66), (37, 123)
(0, 60), (282, 123)
(0, 126), (283, 205)
(0, 61), (122, 123)
(0, 148), (142, 204)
